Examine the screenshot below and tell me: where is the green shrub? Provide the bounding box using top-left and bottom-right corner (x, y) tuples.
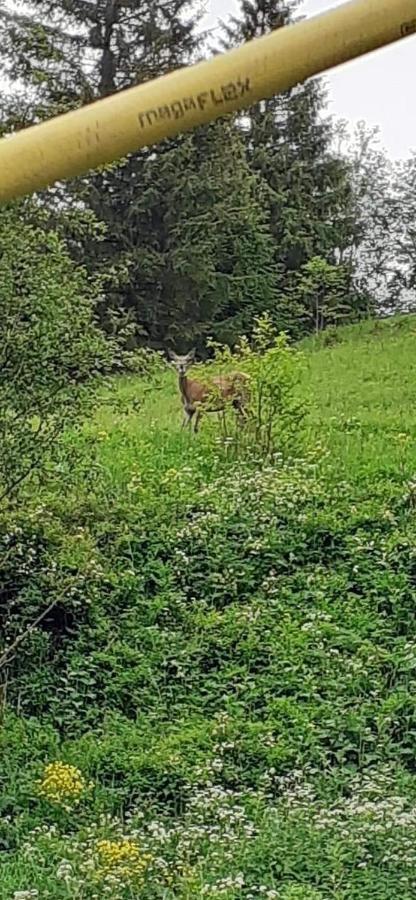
(204, 313), (306, 458)
(0, 202), (112, 505)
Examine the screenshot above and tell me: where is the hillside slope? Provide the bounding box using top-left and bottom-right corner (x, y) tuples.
(305, 314), (416, 477)
(2, 316), (416, 900)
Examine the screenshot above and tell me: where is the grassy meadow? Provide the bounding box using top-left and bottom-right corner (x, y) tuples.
(95, 314), (416, 482)
(3, 315), (416, 899)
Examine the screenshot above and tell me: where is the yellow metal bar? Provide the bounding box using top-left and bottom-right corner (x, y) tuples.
(0, 0), (415, 202)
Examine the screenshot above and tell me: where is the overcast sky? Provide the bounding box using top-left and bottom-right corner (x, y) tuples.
(202, 0), (416, 159)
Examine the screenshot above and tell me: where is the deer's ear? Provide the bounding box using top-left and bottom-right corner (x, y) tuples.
(187, 348), (196, 362)
(167, 349), (177, 361)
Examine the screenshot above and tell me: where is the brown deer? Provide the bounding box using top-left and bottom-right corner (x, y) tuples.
(168, 349), (249, 433)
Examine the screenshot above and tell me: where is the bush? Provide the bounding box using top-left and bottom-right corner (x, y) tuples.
(0, 202), (112, 505)
(204, 313), (306, 458)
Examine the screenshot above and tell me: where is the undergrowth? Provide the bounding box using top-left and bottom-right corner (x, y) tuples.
(2, 316), (416, 898)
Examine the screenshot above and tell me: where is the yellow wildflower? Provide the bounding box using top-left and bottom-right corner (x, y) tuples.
(37, 761), (90, 806)
(94, 838), (152, 884)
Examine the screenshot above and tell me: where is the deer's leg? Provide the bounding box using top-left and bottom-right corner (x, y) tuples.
(233, 398), (247, 425)
(182, 404), (196, 429)
(182, 408), (192, 428)
(193, 410), (201, 433)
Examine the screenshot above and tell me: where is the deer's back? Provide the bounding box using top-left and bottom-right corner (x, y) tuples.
(186, 372), (249, 405)
(211, 372), (248, 396)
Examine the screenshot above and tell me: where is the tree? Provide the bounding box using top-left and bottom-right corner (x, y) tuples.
(91, 121), (278, 350)
(390, 154), (416, 311)
(1, 0), (198, 124)
(286, 255), (367, 334)
(221, 0), (364, 333)
(334, 122), (399, 313)
(0, 0), (281, 349)
(0, 201), (111, 504)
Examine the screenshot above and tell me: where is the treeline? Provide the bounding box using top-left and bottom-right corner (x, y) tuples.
(0, 0), (415, 353)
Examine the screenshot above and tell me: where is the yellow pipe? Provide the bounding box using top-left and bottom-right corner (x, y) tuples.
(0, 0), (415, 202)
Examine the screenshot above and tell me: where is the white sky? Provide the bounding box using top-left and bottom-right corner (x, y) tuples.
(201, 0), (416, 159)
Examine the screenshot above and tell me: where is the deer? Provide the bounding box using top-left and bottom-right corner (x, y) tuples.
(168, 349), (250, 433)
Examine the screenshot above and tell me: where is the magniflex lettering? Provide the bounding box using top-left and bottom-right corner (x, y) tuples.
(138, 77), (251, 129)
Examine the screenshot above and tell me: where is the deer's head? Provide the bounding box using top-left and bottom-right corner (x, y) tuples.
(168, 349), (196, 376)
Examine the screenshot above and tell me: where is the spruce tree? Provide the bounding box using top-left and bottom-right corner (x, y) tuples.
(0, 0), (279, 348)
(221, 0), (366, 333)
(90, 121), (278, 349)
(1, 0), (198, 124)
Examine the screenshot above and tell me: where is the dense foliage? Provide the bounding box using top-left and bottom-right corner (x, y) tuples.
(2, 316), (416, 897)
(0, 202), (111, 505)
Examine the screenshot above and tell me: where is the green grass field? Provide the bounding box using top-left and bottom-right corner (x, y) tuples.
(91, 313), (416, 485)
(304, 316), (416, 478)
(3, 315), (416, 900)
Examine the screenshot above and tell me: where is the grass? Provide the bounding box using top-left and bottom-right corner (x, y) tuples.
(303, 315), (416, 479)
(91, 313), (416, 485)
(3, 314), (416, 898)
(53, 311), (416, 507)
